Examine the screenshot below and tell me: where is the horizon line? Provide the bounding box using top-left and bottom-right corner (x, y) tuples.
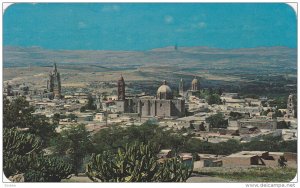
(3, 45), (297, 52)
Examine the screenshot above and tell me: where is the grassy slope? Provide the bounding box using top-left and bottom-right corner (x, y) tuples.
(197, 167), (297, 182)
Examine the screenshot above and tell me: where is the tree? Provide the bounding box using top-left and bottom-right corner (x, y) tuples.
(277, 121), (290, 129)
(229, 111), (243, 120)
(3, 96), (56, 146)
(92, 122), (187, 155)
(205, 113), (228, 128)
(206, 94), (221, 105)
(269, 97), (287, 109)
(86, 142), (193, 182)
(274, 109), (284, 118)
(80, 106), (86, 112)
(53, 113), (60, 125)
(244, 94), (260, 99)
(51, 124), (93, 176)
(86, 94), (96, 110)
(3, 97), (72, 182)
(67, 113), (77, 121)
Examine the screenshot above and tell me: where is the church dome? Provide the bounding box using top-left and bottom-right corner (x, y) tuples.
(157, 80), (173, 99)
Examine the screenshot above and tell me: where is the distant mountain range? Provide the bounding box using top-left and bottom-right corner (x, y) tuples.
(3, 46), (297, 76)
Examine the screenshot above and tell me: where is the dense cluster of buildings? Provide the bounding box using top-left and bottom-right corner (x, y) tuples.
(3, 63), (297, 168)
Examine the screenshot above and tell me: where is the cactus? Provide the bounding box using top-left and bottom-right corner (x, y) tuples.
(86, 142), (193, 182)
(3, 128), (72, 182)
(3, 128), (43, 155)
(24, 156), (73, 182)
(3, 128), (43, 177)
(155, 157), (193, 182)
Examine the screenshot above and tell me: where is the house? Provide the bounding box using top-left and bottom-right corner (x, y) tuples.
(221, 151), (267, 167)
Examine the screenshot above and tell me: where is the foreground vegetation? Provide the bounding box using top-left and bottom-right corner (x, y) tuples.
(3, 97), (72, 182)
(3, 97), (297, 182)
(3, 97), (194, 182)
(86, 142), (193, 182)
(197, 167), (297, 182)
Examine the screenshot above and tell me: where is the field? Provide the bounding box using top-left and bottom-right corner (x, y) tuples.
(3, 46), (297, 97)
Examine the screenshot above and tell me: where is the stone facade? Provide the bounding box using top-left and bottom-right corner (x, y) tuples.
(116, 78), (185, 118)
(116, 97), (185, 118)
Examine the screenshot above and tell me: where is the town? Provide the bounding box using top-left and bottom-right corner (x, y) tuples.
(2, 2), (297, 184)
(3, 63), (297, 182)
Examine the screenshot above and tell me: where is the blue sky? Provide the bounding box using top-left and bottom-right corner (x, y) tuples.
(3, 3), (297, 50)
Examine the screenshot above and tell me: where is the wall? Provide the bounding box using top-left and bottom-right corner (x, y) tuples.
(222, 157), (256, 167)
(156, 100), (171, 117)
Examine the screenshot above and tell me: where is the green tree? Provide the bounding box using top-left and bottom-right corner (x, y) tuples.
(51, 124), (93, 176)
(80, 106), (86, 112)
(3, 97), (72, 182)
(92, 122), (187, 154)
(207, 94), (221, 105)
(277, 121), (290, 129)
(3, 97), (56, 146)
(67, 113), (77, 121)
(53, 113), (60, 125)
(229, 111), (243, 120)
(274, 109), (284, 117)
(205, 113), (228, 128)
(244, 94), (260, 99)
(86, 94), (97, 110)
(269, 97), (287, 109)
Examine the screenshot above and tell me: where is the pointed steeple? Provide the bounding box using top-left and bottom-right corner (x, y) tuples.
(179, 78), (184, 96)
(117, 74), (125, 100)
(53, 63), (57, 72)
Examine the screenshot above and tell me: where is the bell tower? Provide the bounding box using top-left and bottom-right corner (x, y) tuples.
(179, 78), (184, 96)
(117, 75), (125, 101)
(191, 77), (198, 91)
(286, 94), (295, 118)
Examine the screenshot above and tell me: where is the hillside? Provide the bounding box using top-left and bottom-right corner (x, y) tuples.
(3, 46), (297, 97)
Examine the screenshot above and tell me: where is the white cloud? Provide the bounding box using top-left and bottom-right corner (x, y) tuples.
(78, 21), (87, 29)
(164, 15), (174, 24)
(191, 22), (207, 29)
(101, 5), (120, 12)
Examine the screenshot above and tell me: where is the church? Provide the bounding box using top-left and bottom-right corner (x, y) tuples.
(47, 63), (62, 99)
(115, 76), (185, 118)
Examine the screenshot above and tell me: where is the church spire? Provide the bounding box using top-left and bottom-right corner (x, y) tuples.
(117, 74), (125, 101)
(53, 63), (57, 72)
(179, 78), (184, 96)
